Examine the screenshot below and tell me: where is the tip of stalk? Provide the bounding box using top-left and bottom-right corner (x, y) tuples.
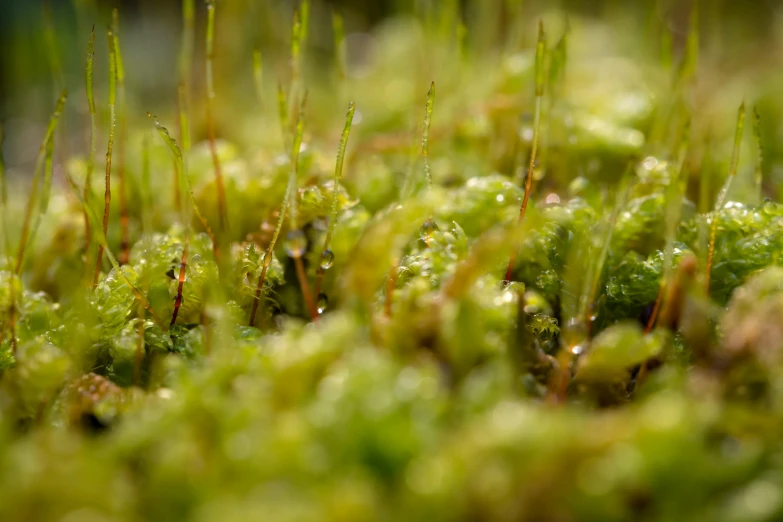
(147, 112), (161, 128)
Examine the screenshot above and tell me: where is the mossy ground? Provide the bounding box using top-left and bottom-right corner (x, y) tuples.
(1, 1), (783, 521)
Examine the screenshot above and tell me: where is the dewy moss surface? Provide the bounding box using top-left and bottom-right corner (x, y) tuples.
(2, 1), (783, 521)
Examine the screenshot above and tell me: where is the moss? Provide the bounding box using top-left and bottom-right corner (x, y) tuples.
(1, 2), (783, 521)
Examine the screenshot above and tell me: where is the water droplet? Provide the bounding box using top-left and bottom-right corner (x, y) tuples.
(545, 193), (561, 205)
(320, 249), (335, 270)
(317, 293), (328, 314)
(420, 219), (439, 238)
(570, 344), (584, 355)
(284, 230), (307, 257)
(641, 156), (659, 170)
(763, 201), (780, 215)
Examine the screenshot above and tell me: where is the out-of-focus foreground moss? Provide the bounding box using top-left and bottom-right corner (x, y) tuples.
(2, 1), (783, 521)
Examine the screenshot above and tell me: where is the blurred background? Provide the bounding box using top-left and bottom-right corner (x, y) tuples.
(2, 0), (783, 199)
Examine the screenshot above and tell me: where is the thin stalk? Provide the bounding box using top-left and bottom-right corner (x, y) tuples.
(505, 21), (545, 283)
(290, 10), (302, 98)
(178, 83), (191, 153)
(753, 106), (763, 203)
(421, 82), (435, 189)
(172, 162), (182, 214)
(179, 0), (195, 109)
(705, 102), (745, 295)
(43, 3), (64, 90)
(205, 0), (228, 230)
(172, 84), (188, 214)
(15, 90), (67, 275)
(277, 83), (291, 150)
(40, 134), (55, 213)
(249, 189), (290, 327)
(140, 133), (152, 233)
(149, 114), (218, 260)
(148, 115), (195, 327)
(314, 102), (355, 309)
(250, 91), (310, 325)
(93, 29), (118, 288)
(679, 2), (699, 85)
(299, 0), (310, 47)
(697, 130), (713, 274)
(170, 230), (190, 326)
(400, 120), (422, 199)
(252, 50), (264, 105)
(83, 26), (96, 281)
(332, 10), (346, 84)
(286, 94), (317, 320)
(541, 27), (568, 176)
(113, 10), (130, 265)
(176, 1), (194, 217)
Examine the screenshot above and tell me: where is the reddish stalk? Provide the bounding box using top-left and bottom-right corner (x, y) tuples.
(294, 255), (317, 319)
(645, 284), (664, 333)
(505, 22), (546, 283)
(94, 30), (118, 287)
(170, 230), (191, 326)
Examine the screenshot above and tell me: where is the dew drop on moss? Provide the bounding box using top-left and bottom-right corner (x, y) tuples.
(420, 219), (439, 238)
(319, 249), (335, 270)
(284, 230), (307, 257)
(317, 293), (328, 314)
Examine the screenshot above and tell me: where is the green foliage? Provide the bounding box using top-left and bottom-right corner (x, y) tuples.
(2, 2), (783, 521)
